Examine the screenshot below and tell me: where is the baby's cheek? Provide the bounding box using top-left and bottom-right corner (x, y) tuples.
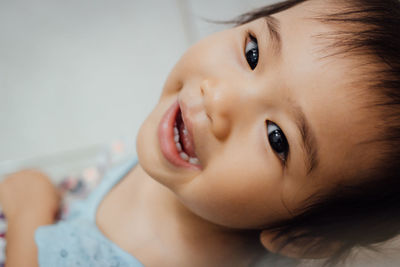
(160, 66), (184, 97)
(177, 165), (287, 229)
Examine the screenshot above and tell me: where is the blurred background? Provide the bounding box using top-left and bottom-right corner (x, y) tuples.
(0, 0), (277, 178)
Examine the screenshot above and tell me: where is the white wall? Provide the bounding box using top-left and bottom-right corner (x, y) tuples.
(0, 0), (186, 162)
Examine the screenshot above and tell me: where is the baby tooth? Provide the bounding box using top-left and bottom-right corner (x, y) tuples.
(189, 157), (199, 165)
(176, 142), (182, 152)
(174, 135), (180, 142)
(174, 127), (179, 135)
(179, 152), (189, 161)
(183, 129), (188, 136)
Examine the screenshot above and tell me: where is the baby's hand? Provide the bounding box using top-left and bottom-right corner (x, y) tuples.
(0, 170), (61, 221)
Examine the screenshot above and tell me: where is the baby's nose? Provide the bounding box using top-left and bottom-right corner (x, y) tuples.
(201, 78), (239, 140)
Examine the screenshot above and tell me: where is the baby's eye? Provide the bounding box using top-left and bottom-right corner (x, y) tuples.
(245, 33), (259, 70)
(267, 121), (289, 163)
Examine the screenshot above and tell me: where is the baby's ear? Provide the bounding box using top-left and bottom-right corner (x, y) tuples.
(260, 230), (340, 259)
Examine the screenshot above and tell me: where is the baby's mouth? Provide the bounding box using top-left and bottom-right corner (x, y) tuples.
(173, 108), (199, 164)
(158, 100), (201, 170)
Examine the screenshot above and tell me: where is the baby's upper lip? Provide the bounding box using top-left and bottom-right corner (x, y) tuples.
(178, 99), (197, 157)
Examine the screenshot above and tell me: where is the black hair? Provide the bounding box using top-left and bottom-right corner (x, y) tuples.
(230, 0), (400, 266)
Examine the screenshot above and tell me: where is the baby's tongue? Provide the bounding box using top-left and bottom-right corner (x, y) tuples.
(179, 121), (196, 158)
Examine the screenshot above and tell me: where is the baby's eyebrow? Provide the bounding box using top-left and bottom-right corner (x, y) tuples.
(290, 101), (319, 175)
(262, 15), (318, 174)
(265, 15), (319, 174)
(264, 16), (282, 55)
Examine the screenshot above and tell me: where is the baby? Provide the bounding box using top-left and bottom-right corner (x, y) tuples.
(1, 0), (400, 266)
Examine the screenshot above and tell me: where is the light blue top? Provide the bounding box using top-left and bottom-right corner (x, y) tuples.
(35, 158), (144, 267)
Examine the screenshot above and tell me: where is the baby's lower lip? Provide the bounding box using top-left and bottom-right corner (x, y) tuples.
(158, 100), (201, 170)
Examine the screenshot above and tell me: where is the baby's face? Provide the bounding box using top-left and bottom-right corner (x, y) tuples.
(137, 0), (378, 228)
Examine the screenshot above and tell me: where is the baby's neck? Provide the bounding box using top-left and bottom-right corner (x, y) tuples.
(107, 164), (266, 266)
